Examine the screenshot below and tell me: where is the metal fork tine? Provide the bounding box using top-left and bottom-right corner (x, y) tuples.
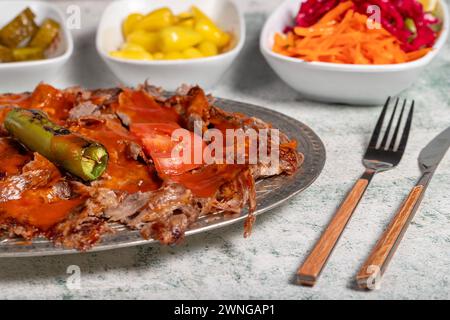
(388, 99), (406, 151)
(397, 100), (414, 152)
(369, 97), (390, 148)
(380, 98), (399, 149)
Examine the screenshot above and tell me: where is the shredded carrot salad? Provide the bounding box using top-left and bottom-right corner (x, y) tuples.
(273, 1), (432, 64)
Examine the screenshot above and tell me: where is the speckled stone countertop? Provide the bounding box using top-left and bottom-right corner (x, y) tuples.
(1, 0), (449, 300)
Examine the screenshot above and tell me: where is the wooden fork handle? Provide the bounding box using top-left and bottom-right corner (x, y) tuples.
(356, 185), (425, 290)
(297, 177), (370, 286)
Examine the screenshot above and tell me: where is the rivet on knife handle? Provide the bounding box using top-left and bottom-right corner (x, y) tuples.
(356, 185), (424, 290)
(297, 177), (370, 286)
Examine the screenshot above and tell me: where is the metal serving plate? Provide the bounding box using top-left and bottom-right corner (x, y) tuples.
(0, 98), (326, 257)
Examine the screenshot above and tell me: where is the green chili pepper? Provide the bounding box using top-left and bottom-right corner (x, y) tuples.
(4, 108), (108, 181)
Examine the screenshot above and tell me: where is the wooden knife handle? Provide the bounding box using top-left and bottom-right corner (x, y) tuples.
(297, 178), (370, 286)
(356, 185), (424, 290)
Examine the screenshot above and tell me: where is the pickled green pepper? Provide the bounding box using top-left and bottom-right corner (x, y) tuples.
(4, 108), (109, 181)
(12, 47), (44, 61)
(0, 45), (13, 62)
(0, 8), (38, 48)
(29, 18), (60, 49)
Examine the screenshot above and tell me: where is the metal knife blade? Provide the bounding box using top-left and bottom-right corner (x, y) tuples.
(419, 126), (450, 173)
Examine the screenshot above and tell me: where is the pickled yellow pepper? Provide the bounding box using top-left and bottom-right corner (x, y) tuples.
(111, 6), (232, 61)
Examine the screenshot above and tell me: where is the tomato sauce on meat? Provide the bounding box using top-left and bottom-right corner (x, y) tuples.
(0, 83), (301, 249)
(69, 118), (161, 193)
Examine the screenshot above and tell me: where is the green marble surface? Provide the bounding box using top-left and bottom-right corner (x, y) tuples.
(0, 0), (449, 299)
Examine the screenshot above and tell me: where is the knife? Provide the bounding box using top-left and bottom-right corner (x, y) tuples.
(356, 126), (450, 290)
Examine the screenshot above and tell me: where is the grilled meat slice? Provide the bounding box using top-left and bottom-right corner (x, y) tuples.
(105, 191), (151, 222)
(0, 137), (32, 178)
(68, 101), (100, 120)
(0, 153), (61, 202)
(208, 105), (303, 177)
(165, 86), (211, 132)
(104, 183), (196, 244)
(49, 206), (110, 251)
(0, 153), (89, 244)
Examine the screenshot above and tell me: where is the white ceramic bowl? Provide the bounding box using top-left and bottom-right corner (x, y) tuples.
(260, 0), (449, 105)
(96, 0), (245, 91)
(0, 1), (73, 93)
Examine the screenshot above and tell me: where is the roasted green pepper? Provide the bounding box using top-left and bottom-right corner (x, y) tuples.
(29, 18), (60, 49)
(4, 108), (109, 181)
(0, 8), (38, 48)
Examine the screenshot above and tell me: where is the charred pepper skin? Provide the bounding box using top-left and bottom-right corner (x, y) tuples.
(4, 108), (108, 181)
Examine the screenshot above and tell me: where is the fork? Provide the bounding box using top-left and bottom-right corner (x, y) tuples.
(296, 97), (414, 286)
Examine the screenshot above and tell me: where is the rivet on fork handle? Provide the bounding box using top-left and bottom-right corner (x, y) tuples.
(297, 171), (374, 286)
